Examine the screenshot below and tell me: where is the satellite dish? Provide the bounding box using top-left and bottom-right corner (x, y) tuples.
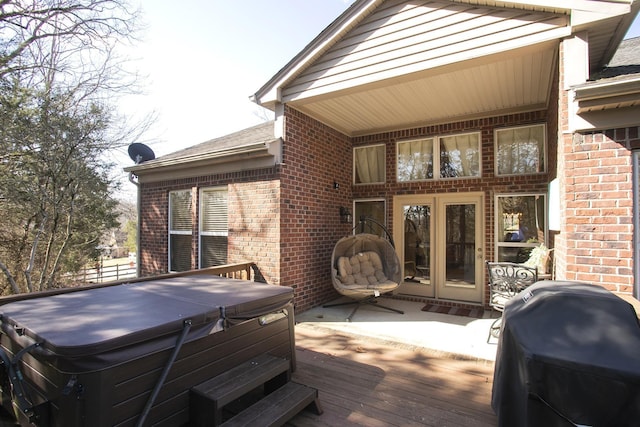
(128, 143), (155, 164)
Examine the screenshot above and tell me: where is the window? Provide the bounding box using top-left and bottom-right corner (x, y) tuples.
(397, 138), (434, 181)
(169, 190), (192, 272)
(439, 132), (480, 178)
(395, 132), (480, 182)
(354, 144), (385, 184)
(354, 199), (386, 236)
(495, 124), (546, 175)
(495, 194), (546, 262)
(199, 187), (228, 268)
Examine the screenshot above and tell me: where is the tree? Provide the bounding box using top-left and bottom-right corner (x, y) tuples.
(0, 83), (120, 293)
(124, 219), (137, 254)
(0, 1), (146, 294)
(0, 0), (138, 81)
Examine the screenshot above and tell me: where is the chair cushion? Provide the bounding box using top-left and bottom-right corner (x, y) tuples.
(336, 251), (396, 291)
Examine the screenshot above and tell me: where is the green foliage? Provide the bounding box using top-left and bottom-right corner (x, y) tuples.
(0, 1), (147, 294)
(124, 219), (137, 253)
(0, 82), (121, 294)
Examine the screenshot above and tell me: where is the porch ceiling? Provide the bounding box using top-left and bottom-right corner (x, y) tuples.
(288, 41), (558, 137)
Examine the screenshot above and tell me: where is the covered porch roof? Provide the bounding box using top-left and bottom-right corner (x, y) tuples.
(253, 0), (639, 137)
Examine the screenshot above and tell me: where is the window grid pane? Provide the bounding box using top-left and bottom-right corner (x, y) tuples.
(200, 188), (228, 268)
(354, 200), (386, 236)
(170, 234), (191, 272)
(201, 189), (228, 233)
(200, 235), (228, 268)
(170, 190), (192, 231)
(354, 144), (385, 184)
(495, 194), (546, 262)
(496, 124), (545, 175)
(439, 133), (480, 178)
(397, 138), (434, 181)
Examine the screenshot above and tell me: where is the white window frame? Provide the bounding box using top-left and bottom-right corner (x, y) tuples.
(494, 123), (547, 176)
(395, 131), (481, 181)
(353, 143), (386, 185)
(199, 186), (228, 268)
(397, 137), (435, 182)
(168, 189), (192, 272)
(438, 131), (481, 179)
(494, 193), (547, 262)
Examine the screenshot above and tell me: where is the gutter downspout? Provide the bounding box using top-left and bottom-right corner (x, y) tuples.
(129, 172), (142, 278)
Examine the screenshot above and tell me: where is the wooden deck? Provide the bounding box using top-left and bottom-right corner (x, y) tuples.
(289, 324), (497, 427)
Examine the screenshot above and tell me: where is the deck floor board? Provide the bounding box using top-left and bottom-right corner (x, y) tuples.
(288, 324), (497, 427)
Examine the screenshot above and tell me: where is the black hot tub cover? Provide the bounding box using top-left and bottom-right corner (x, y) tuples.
(0, 276), (294, 373)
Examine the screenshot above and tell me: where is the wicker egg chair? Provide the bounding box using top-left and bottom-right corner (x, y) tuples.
(324, 217), (404, 321)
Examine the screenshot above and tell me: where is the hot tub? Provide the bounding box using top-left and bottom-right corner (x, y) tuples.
(0, 275), (295, 426)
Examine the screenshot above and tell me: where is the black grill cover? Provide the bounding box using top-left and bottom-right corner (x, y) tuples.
(492, 281), (640, 427)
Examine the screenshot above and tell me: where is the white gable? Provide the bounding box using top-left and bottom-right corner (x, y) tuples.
(283, 0), (568, 103)
(253, 0), (637, 136)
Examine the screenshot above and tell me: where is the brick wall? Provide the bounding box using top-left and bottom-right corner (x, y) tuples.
(229, 180), (280, 284)
(138, 167), (281, 283)
(139, 185), (169, 275)
(351, 113), (552, 306)
(138, 106), (565, 310)
(562, 128), (639, 294)
(280, 106), (352, 311)
(556, 39), (638, 295)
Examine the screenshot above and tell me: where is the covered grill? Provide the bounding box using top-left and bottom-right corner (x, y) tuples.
(492, 281), (640, 427)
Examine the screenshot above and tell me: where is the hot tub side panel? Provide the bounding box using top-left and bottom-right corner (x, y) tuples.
(0, 306), (294, 427)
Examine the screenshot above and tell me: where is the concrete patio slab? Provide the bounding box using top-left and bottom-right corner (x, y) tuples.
(295, 297), (499, 361)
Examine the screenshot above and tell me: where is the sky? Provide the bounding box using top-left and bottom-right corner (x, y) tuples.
(114, 1), (640, 198)
(116, 1), (355, 164)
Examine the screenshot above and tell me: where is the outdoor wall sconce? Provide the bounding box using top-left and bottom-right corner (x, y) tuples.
(339, 206), (352, 224)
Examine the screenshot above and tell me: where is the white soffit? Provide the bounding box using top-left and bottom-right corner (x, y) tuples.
(254, 0), (635, 136)
(278, 1), (566, 135)
(290, 41), (558, 136)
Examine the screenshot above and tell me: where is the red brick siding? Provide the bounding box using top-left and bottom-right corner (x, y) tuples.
(139, 106), (564, 310)
(280, 106), (353, 311)
(138, 168), (281, 283)
(555, 41), (638, 295)
(351, 113), (553, 306)
(563, 129), (638, 294)
(139, 186), (169, 275)
(229, 180), (280, 284)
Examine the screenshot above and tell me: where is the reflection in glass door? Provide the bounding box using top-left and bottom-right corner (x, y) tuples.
(394, 193), (483, 303)
(400, 203), (434, 297)
(445, 204), (476, 285)
(437, 196), (483, 303)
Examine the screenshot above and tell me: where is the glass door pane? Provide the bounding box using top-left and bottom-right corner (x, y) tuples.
(437, 195), (483, 303)
(445, 204), (476, 286)
(401, 204), (434, 297)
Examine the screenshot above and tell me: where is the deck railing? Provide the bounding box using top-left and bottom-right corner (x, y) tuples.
(69, 262), (137, 284)
(0, 262), (257, 304)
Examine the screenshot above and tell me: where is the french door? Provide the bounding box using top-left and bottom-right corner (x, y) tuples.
(393, 193), (484, 303)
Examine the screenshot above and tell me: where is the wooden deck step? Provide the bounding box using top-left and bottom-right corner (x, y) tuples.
(190, 353), (291, 426)
(221, 381), (322, 427)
